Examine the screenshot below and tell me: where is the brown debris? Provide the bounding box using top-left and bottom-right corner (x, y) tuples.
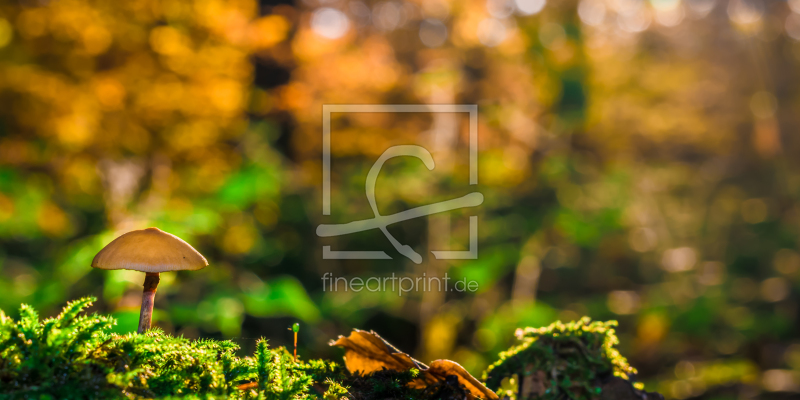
(331, 329), (499, 400)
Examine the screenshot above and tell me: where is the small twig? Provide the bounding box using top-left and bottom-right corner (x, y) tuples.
(290, 323), (300, 362)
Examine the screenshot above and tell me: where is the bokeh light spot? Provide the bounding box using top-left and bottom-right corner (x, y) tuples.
(760, 277), (790, 303)
(419, 19), (448, 48)
(697, 261), (725, 286)
(578, 0), (606, 26)
(762, 369), (799, 392)
(741, 198), (768, 224)
(539, 22), (567, 50)
(790, 0), (800, 13)
(750, 91), (777, 119)
(787, 14), (800, 40)
(608, 290), (641, 314)
(686, 0), (717, 17)
(487, 0), (516, 19)
(0, 18), (13, 48)
(618, 6), (652, 32)
(727, 0), (763, 25)
(662, 247), (697, 273)
(373, 1), (406, 32)
(515, 0), (546, 15)
(773, 249), (800, 275)
(311, 8), (350, 39)
(477, 18), (507, 47)
(652, 0), (685, 27)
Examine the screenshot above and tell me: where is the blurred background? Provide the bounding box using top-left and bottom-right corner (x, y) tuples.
(1, 0), (800, 398)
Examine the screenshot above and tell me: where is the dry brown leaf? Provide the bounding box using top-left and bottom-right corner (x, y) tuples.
(330, 329), (427, 375)
(331, 329), (499, 400)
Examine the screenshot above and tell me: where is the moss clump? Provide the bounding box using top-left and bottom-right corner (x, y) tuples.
(482, 317), (641, 400)
(0, 297), (334, 399)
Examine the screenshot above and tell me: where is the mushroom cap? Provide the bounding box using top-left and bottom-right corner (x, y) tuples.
(91, 227), (208, 273)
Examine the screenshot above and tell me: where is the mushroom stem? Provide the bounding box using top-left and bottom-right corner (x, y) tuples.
(138, 272), (160, 334)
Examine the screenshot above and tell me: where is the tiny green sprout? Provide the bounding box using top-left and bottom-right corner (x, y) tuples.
(289, 322), (300, 362)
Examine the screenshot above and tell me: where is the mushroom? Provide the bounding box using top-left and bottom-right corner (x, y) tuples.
(91, 227), (208, 333)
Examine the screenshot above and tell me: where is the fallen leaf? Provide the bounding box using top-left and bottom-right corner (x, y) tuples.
(331, 329), (498, 400)
(330, 329), (428, 376)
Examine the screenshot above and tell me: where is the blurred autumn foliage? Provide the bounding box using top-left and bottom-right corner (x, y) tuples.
(2, 0), (800, 398)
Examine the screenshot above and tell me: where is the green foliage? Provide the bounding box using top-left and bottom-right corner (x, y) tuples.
(0, 297), (329, 400)
(254, 338), (314, 400)
(483, 317), (639, 400)
(0, 298), (488, 400)
(0, 297), (119, 398)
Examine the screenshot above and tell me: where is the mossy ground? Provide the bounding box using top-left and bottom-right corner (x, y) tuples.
(483, 317), (647, 400)
(0, 298), (477, 400)
(0, 299), (654, 400)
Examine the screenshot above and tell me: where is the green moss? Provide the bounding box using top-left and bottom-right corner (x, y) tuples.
(1, 298), (646, 400)
(482, 317), (640, 400)
(0, 298), (476, 400)
(0, 297), (325, 399)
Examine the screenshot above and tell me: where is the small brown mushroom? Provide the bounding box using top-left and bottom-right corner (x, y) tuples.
(91, 227), (208, 333)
